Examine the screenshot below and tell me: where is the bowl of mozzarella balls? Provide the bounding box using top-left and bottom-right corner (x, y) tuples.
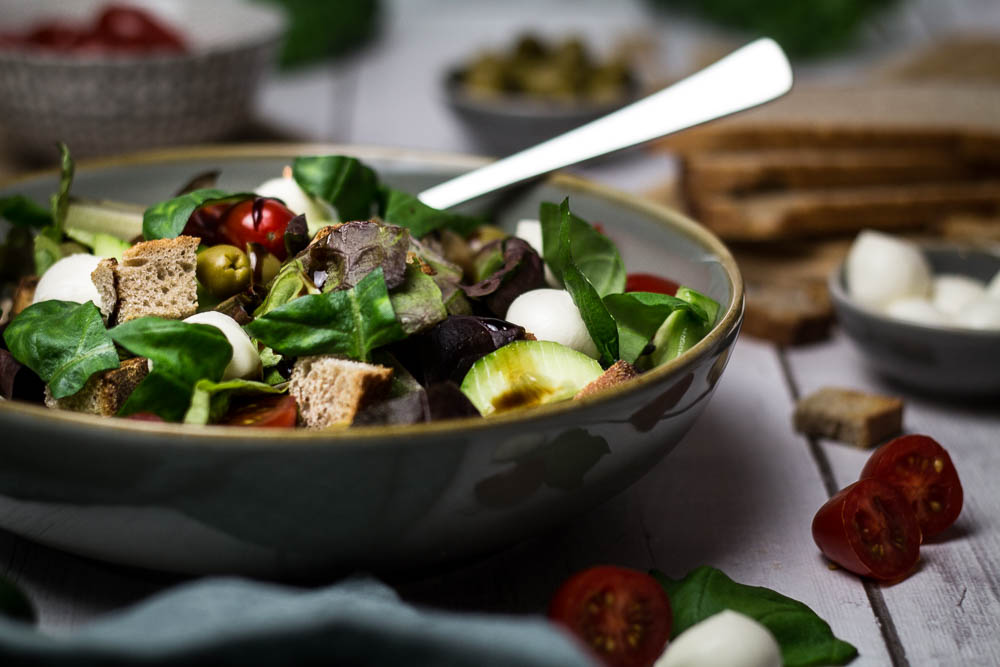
(829, 230), (1000, 396)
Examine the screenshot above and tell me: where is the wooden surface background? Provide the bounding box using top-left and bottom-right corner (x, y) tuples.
(2, 1), (999, 664)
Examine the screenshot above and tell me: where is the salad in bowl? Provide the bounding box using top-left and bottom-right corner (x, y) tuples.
(1, 145), (719, 430)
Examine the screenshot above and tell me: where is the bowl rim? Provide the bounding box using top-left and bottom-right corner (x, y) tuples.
(0, 142), (744, 447)
(829, 245), (1000, 339)
(0, 0), (285, 65)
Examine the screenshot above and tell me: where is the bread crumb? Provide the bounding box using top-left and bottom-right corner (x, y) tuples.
(793, 387), (903, 448)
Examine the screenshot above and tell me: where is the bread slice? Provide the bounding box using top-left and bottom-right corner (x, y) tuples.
(691, 180), (1000, 240)
(90, 257), (118, 324)
(44, 356), (149, 416)
(742, 281), (833, 346)
(289, 355), (394, 428)
(793, 387), (903, 448)
(575, 360), (639, 399)
(115, 236), (199, 322)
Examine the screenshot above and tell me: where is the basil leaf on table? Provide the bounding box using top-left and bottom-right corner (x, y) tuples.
(654, 566), (858, 667)
(246, 267), (405, 361)
(378, 187), (482, 238)
(184, 378), (286, 425)
(539, 200), (625, 296)
(110, 318), (232, 422)
(603, 291), (709, 364)
(292, 155), (379, 221)
(142, 188), (231, 240)
(2, 301), (120, 399)
(551, 199), (619, 366)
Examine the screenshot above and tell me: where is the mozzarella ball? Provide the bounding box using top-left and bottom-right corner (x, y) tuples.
(255, 176), (336, 236)
(846, 230), (931, 309)
(183, 311), (262, 380)
(505, 289), (598, 359)
(987, 270), (1000, 300)
(32, 253), (106, 310)
(932, 274), (986, 316)
(655, 610), (781, 667)
(515, 219), (561, 288)
(884, 298), (949, 327)
(955, 297), (1000, 330)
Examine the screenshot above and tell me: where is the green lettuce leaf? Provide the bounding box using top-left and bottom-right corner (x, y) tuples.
(378, 187), (482, 238)
(245, 267), (405, 361)
(292, 155), (378, 221)
(254, 259), (320, 317)
(603, 292), (709, 364)
(552, 199), (619, 366)
(640, 286), (720, 368)
(110, 318), (232, 422)
(540, 201), (625, 296)
(142, 188), (231, 240)
(654, 566), (858, 667)
(389, 263), (448, 335)
(0, 195), (52, 228)
(2, 300), (120, 399)
(184, 378), (286, 425)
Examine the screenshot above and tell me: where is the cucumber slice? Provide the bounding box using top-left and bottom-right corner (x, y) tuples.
(64, 198), (144, 241)
(460, 340), (603, 416)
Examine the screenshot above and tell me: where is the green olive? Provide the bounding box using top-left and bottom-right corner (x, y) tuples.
(197, 244), (251, 299)
(257, 251), (282, 285)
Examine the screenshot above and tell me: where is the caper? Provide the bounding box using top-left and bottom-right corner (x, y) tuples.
(197, 244), (251, 299)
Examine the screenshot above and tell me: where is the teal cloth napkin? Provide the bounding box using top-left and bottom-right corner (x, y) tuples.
(0, 576), (597, 666)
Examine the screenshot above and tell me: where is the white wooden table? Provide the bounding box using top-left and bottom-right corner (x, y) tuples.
(3, 1), (999, 664)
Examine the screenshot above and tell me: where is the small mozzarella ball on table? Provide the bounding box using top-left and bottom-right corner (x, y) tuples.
(987, 270), (1000, 300)
(955, 297), (1000, 330)
(884, 298), (949, 327)
(655, 610), (781, 667)
(32, 254), (106, 310)
(183, 311), (262, 380)
(255, 175), (335, 235)
(932, 274), (986, 316)
(515, 219), (561, 288)
(845, 230), (931, 309)
(505, 288), (598, 359)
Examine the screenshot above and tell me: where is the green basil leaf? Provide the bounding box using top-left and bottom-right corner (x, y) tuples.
(246, 267), (405, 361)
(292, 155), (378, 221)
(554, 199), (618, 366)
(389, 263), (448, 335)
(603, 291), (711, 363)
(110, 318), (232, 422)
(0, 195), (52, 228)
(2, 300), (119, 400)
(142, 188), (231, 240)
(50, 142), (74, 233)
(378, 187), (482, 238)
(640, 286), (720, 368)
(0, 574), (35, 623)
(540, 201), (625, 296)
(184, 378), (285, 425)
(254, 259), (320, 317)
(654, 566), (858, 667)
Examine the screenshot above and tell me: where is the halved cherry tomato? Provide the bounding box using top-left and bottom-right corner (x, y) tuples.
(812, 478), (921, 581)
(222, 197), (296, 260)
(625, 273), (679, 296)
(860, 434), (963, 538)
(222, 395), (297, 428)
(549, 565), (671, 667)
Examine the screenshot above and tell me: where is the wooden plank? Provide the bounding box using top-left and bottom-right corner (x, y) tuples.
(784, 331), (1000, 665)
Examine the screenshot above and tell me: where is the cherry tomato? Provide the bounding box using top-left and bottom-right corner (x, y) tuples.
(625, 273), (679, 296)
(860, 434), (963, 538)
(222, 198), (296, 261)
(812, 478), (921, 581)
(183, 200), (237, 246)
(94, 6), (186, 52)
(549, 565), (671, 667)
(222, 395), (298, 428)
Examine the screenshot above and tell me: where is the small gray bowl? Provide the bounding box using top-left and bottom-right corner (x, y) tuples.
(829, 245), (1000, 396)
(0, 0), (284, 160)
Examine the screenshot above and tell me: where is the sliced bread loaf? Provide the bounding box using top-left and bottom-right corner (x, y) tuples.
(44, 356), (149, 416)
(115, 236), (199, 322)
(289, 355), (393, 428)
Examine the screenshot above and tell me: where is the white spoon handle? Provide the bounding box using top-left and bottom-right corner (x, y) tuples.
(418, 37), (792, 210)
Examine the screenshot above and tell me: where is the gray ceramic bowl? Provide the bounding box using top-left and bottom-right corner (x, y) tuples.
(444, 69), (639, 155)
(830, 245), (1000, 396)
(0, 0), (284, 159)
(0, 145), (743, 576)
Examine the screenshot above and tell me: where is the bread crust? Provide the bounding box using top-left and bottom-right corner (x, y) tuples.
(793, 387), (904, 448)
